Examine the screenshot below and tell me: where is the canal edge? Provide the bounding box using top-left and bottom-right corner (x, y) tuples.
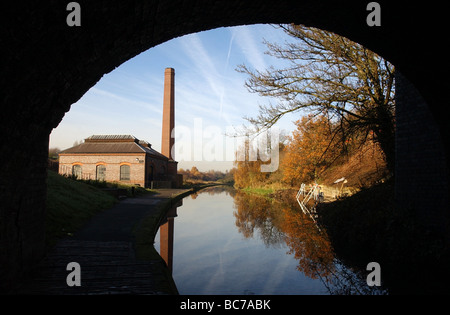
(133, 188), (197, 295)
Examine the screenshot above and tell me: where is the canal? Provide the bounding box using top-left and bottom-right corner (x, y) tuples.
(155, 186), (385, 295)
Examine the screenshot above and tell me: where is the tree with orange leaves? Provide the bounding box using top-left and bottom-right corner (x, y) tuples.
(233, 139), (270, 189)
(282, 114), (339, 186)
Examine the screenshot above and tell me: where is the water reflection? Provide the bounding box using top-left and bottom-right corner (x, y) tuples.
(233, 191), (334, 278)
(233, 190), (386, 294)
(157, 186), (386, 294)
(233, 192), (285, 247)
(159, 200), (181, 273)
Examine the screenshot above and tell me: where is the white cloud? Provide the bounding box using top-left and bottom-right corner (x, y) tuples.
(179, 33), (224, 100)
(231, 25), (268, 71)
(49, 24), (298, 171)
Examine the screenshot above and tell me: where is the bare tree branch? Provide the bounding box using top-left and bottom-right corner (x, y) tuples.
(236, 24), (396, 174)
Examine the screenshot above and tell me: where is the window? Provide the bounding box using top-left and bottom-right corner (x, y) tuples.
(96, 164), (106, 181)
(72, 164), (82, 179)
(120, 164), (130, 181)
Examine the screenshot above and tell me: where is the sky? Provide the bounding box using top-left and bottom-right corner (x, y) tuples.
(49, 24), (300, 172)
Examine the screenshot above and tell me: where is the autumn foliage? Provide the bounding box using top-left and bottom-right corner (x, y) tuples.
(281, 115), (340, 187)
(178, 166), (232, 183)
(233, 140), (272, 189)
(233, 113), (388, 189)
(233, 114), (339, 188)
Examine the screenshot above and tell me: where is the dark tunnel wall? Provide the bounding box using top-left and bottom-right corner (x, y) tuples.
(0, 0), (448, 292)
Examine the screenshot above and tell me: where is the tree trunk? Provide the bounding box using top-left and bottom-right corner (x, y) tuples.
(373, 106), (395, 175)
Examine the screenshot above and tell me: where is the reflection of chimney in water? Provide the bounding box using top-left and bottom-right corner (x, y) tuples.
(159, 203), (179, 274)
(159, 218), (174, 273)
(161, 67), (175, 160)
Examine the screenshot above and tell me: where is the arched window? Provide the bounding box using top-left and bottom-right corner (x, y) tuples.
(147, 165), (154, 181)
(72, 164), (82, 179)
(120, 164), (130, 181)
(96, 164), (106, 181)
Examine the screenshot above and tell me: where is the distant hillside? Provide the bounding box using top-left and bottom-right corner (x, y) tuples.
(45, 170), (117, 249)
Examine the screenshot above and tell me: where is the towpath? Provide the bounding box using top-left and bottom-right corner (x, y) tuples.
(13, 189), (190, 295)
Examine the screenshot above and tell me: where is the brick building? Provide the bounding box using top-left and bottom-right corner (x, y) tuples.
(58, 68), (181, 188)
(58, 135), (179, 188)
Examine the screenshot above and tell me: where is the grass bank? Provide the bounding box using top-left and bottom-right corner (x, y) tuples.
(241, 187), (274, 196)
(236, 182), (294, 199)
(62, 174), (157, 197)
(45, 170), (118, 249)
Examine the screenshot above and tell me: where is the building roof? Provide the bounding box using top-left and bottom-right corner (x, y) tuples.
(59, 135), (169, 160)
(84, 135), (137, 142)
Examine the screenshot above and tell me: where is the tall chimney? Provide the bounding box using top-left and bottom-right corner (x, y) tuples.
(161, 68), (175, 160)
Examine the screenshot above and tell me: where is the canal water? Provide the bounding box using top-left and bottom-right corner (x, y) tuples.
(154, 186), (384, 295)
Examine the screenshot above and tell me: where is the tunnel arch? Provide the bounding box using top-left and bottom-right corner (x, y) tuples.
(2, 1), (445, 131)
(1, 0), (448, 292)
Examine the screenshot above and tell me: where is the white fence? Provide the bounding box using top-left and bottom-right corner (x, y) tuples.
(296, 182), (324, 224)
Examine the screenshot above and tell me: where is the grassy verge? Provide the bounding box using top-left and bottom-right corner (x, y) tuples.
(237, 184), (296, 203)
(45, 170), (117, 250)
(62, 174), (157, 197)
(235, 180), (292, 194)
(241, 187), (274, 196)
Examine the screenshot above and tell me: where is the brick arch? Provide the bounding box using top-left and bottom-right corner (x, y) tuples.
(1, 0), (448, 292)
(2, 1), (446, 133)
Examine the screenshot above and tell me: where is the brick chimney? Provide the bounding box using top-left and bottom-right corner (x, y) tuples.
(161, 67), (175, 160)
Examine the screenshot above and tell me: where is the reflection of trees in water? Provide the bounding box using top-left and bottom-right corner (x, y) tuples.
(232, 191), (387, 294)
(233, 191), (334, 277)
(232, 191), (285, 247)
(191, 185), (236, 200)
(281, 208), (335, 280)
